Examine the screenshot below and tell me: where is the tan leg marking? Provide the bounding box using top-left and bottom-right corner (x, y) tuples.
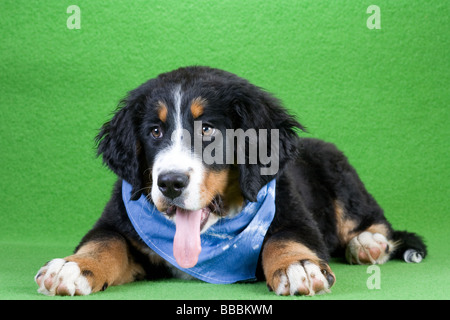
(334, 200), (358, 246)
(65, 238), (145, 292)
(262, 240), (335, 296)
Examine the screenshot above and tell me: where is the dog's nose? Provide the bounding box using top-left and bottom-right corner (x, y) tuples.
(157, 172), (189, 199)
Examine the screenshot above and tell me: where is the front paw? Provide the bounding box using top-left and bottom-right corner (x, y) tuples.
(35, 258), (92, 296)
(267, 260), (335, 296)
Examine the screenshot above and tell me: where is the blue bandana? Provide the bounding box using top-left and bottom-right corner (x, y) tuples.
(122, 179), (276, 284)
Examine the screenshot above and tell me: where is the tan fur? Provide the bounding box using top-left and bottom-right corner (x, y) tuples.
(366, 223), (390, 237)
(262, 239), (334, 292)
(65, 239), (145, 293)
(190, 97), (206, 119)
(157, 101), (168, 123)
(334, 200), (357, 245)
(200, 167), (244, 213)
(334, 200), (392, 246)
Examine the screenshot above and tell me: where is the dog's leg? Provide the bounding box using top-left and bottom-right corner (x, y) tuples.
(35, 235), (145, 296)
(333, 200), (398, 265)
(335, 201), (427, 264)
(262, 238), (336, 296)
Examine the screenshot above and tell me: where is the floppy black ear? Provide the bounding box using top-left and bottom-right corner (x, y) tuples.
(232, 86), (304, 202)
(96, 100), (143, 200)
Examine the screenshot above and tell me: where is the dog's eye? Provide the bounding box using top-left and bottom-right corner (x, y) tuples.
(202, 125), (215, 137)
(150, 126), (163, 139)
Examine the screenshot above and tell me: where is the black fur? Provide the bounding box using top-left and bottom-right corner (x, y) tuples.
(79, 66), (427, 292)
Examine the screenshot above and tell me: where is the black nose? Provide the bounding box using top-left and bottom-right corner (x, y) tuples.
(157, 172), (189, 199)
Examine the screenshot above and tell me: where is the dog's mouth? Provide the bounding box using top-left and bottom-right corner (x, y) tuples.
(166, 205), (212, 230)
(165, 198), (222, 269)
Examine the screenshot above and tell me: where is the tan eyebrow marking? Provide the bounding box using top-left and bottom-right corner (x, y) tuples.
(157, 101), (168, 123)
(190, 97), (206, 119)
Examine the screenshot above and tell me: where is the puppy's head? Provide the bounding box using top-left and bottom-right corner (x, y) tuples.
(97, 66), (303, 267)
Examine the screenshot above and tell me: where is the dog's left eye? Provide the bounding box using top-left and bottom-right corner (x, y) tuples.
(150, 126), (163, 139)
(202, 125), (215, 137)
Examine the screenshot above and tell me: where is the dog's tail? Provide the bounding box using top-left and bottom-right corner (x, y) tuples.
(391, 230), (427, 263)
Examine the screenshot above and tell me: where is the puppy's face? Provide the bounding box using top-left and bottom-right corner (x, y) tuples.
(140, 85), (241, 232)
(97, 66), (302, 267)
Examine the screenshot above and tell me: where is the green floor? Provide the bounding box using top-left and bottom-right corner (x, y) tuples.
(1, 1), (449, 300)
(1, 239), (448, 300)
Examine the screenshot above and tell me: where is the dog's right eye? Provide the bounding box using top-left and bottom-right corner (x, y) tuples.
(150, 126), (163, 139)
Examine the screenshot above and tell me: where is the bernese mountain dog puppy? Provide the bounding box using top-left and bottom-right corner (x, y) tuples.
(35, 66), (426, 296)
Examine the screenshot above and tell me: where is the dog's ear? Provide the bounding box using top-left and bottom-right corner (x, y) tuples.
(96, 98), (144, 200)
(231, 86), (305, 202)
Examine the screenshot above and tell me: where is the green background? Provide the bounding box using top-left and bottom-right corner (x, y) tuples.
(1, 0), (449, 300)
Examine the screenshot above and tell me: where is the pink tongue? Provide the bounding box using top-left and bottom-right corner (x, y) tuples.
(173, 208), (202, 268)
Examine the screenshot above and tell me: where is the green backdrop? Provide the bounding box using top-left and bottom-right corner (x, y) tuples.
(1, 0), (448, 300)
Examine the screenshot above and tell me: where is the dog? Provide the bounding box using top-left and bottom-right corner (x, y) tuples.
(35, 66), (426, 296)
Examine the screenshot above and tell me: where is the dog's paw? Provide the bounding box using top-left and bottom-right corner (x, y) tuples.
(346, 231), (393, 265)
(35, 259), (92, 296)
(267, 260), (335, 296)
